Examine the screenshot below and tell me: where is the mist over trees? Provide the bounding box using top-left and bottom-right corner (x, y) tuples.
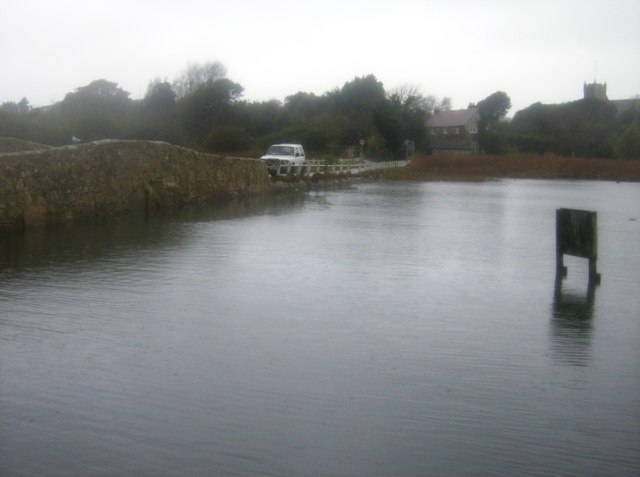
(0, 65), (445, 159)
(1, 61), (638, 159)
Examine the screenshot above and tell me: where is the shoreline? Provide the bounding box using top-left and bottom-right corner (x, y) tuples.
(382, 154), (640, 182)
(3, 138), (638, 232)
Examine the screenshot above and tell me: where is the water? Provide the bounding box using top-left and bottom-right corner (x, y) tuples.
(1, 180), (639, 476)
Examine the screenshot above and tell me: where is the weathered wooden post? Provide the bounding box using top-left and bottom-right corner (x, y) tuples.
(556, 208), (601, 285)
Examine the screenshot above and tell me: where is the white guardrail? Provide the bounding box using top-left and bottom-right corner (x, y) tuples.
(267, 159), (409, 177)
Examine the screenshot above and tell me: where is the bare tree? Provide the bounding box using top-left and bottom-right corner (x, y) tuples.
(389, 84), (451, 114)
(173, 61), (227, 98)
(389, 84), (428, 110)
(425, 95), (451, 114)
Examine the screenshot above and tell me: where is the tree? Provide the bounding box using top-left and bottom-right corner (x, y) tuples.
(142, 80), (177, 118)
(427, 95), (452, 114)
(389, 85), (450, 115)
(329, 75), (387, 145)
(172, 61), (242, 147)
(477, 91), (511, 153)
(64, 79), (131, 105)
(285, 92), (330, 118)
(334, 74), (386, 113)
(60, 79), (134, 140)
(133, 80), (180, 143)
(282, 92), (345, 154)
(205, 125), (251, 153)
(0, 98), (30, 114)
(371, 85), (432, 157)
(173, 61), (227, 99)
(478, 91), (511, 123)
(614, 121), (640, 159)
(511, 98), (618, 157)
(510, 102), (558, 154)
(0, 107), (71, 145)
(387, 85), (424, 107)
(372, 101), (404, 157)
(556, 98), (616, 157)
(239, 100), (286, 141)
(178, 78), (244, 145)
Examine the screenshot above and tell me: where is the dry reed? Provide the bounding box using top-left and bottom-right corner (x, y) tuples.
(383, 154), (640, 182)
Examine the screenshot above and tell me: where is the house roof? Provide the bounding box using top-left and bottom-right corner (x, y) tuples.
(611, 98), (640, 116)
(427, 107), (478, 128)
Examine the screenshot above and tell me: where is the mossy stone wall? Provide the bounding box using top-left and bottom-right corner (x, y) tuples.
(0, 140), (271, 230)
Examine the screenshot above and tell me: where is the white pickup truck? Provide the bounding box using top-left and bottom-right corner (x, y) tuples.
(260, 144), (306, 169)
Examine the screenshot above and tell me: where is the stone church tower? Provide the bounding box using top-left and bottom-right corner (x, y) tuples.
(583, 81), (608, 100)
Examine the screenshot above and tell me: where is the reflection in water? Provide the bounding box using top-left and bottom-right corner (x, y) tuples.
(550, 276), (596, 366)
(0, 194), (308, 275)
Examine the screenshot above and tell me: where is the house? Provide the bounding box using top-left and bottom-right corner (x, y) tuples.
(612, 97), (640, 118)
(427, 106), (480, 155)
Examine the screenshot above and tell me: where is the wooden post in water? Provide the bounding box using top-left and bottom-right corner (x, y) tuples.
(556, 208), (601, 285)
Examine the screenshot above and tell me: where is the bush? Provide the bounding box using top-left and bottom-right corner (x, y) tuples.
(204, 125), (251, 153)
(615, 122), (640, 159)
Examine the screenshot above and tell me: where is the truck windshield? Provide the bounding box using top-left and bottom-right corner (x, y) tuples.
(266, 146), (294, 156)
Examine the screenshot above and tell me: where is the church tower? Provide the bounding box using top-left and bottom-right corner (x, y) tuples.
(583, 81), (608, 101)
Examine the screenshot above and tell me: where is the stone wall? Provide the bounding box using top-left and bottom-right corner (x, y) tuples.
(0, 139), (271, 230)
(0, 137), (54, 153)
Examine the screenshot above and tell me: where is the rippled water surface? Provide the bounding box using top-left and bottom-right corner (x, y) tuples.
(1, 180), (639, 476)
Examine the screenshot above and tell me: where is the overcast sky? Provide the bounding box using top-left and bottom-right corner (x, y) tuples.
(2, 0), (639, 115)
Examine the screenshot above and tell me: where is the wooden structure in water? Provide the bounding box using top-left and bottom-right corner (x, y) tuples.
(556, 208), (601, 285)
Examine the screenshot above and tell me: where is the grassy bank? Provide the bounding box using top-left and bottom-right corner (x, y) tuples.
(383, 154), (640, 182)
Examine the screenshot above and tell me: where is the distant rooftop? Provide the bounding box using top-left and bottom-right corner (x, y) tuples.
(427, 107), (478, 128)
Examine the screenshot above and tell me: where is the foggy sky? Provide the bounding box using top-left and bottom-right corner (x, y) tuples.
(2, 0), (639, 114)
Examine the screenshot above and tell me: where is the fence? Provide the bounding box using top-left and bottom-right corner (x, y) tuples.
(268, 159), (409, 177)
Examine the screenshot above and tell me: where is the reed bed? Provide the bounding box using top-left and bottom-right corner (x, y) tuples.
(383, 154), (640, 182)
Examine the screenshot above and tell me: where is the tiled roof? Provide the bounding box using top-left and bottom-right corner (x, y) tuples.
(427, 107), (479, 128)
